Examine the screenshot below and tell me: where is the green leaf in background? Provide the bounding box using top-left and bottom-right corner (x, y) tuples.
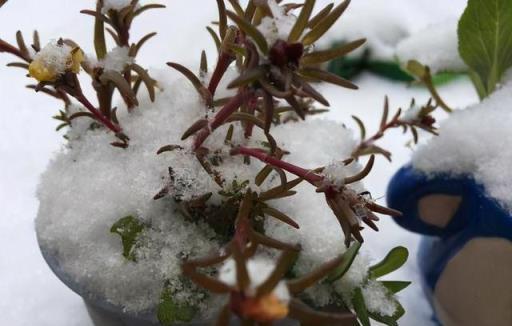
(327, 241), (362, 282)
(369, 246), (408, 279)
(157, 286), (196, 325)
(352, 288), (371, 326)
(110, 215), (146, 261)
(458, 0), (512, 98)
(381, 280), (411, 294)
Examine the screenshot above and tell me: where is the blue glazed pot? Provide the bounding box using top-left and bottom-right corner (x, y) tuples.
(387, 165), (512, 326)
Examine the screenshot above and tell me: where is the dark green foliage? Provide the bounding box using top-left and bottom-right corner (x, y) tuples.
(110, 215), (146, 261)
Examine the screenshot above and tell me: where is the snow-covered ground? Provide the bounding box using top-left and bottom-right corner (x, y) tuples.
(0, 1), (475, 325)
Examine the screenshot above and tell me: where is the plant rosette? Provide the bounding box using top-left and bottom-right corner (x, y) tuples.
(387, 78), (512, 326)
(34, 69), (404, 325)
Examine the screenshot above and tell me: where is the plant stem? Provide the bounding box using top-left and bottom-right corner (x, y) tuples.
(193, 90), (251, 149)
(0, 39), (30, 62)
(231, 146), (322, 185)
(74, 92), (123, 134)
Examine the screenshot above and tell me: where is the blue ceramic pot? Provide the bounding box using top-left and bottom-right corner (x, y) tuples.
(387, 165), (512, 325)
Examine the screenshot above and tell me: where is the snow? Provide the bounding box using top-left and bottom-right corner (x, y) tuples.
(396, 19), (467, 74)
(102, 0), (133, 14)
(319, 1), (409, 61)
(219, 257), (290, 303)
(362, 280), (397, 316)
(257, 0), (297, 46)
(0, 1), (477, 326)
(413, 78), (512, 211)
(401, 104), (423, 123)
(97, 46), (134, 72)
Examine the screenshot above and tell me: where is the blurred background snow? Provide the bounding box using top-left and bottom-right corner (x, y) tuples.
(0, 1), (476, 325)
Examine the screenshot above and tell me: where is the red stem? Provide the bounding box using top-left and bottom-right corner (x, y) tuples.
(231, 146), (323, 185)
(193, 90), (252, 150)
(208, 52), (233, 97)
(0, 39), (30, 62)
(75, 93), (123, 134)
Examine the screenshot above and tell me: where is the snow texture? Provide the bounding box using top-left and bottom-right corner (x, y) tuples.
(99, 47), (134, 72)
(102, 0), (133, 14)
(257, 0), (297, 46)
(413, 77), (512, 211)
(362, 280), (397, 316)
(396, 19), (467, 73)
(318, 0), (411, 61)
(219, 258), (290, 302)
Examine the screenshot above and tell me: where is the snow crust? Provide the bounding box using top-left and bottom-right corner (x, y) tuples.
(396, 19), (466, 73)
(413, 78), (512, 211)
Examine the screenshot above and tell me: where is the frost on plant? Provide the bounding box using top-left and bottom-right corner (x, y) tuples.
(0, 1), (424, 325)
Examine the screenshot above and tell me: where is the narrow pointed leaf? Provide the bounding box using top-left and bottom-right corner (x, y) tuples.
(299, 67), (358, 89)
(369, 246), (408, 279)
(94, 1), (107, 59)
(226, 10), (268, 53)
(302, 0), (350, 46)
(327, 241), (361, 282)
(288, 0), (315, 42)
(167, 62), (212, 105)
(352, 288), (371, 326)
(100, 70), (139, 107)
(131, 63), (156, 102)
(301, 38), (366, 65)
(381, 281), (411, 294)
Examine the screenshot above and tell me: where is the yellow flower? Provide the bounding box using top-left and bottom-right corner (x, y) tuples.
(28, 43), (84, 82)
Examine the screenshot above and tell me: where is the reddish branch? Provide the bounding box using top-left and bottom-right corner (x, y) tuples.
(193, 90), (253, 149)
(73, 92), (123, 134)
(231, 146), (323, 185)
(0, 39), (30, 62)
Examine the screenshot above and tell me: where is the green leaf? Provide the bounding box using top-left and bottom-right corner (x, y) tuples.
(458, 0), (512, 97)
(301, 38), (366, 65)
(327, 241), (362, 282)
(110, 215), (146, 261)
(301, 0), (350, 46)
(226, 10), (268, 53)
(352, 288), (371, 326)
(369, 246), (408, 279)
(288, 0), (316, 43)
(94, 1), (107, 60)
(157, 286), (196, 325)
(381, 281), (411, 294)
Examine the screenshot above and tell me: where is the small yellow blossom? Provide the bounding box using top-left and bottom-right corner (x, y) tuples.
(28, 42), (84, 82)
